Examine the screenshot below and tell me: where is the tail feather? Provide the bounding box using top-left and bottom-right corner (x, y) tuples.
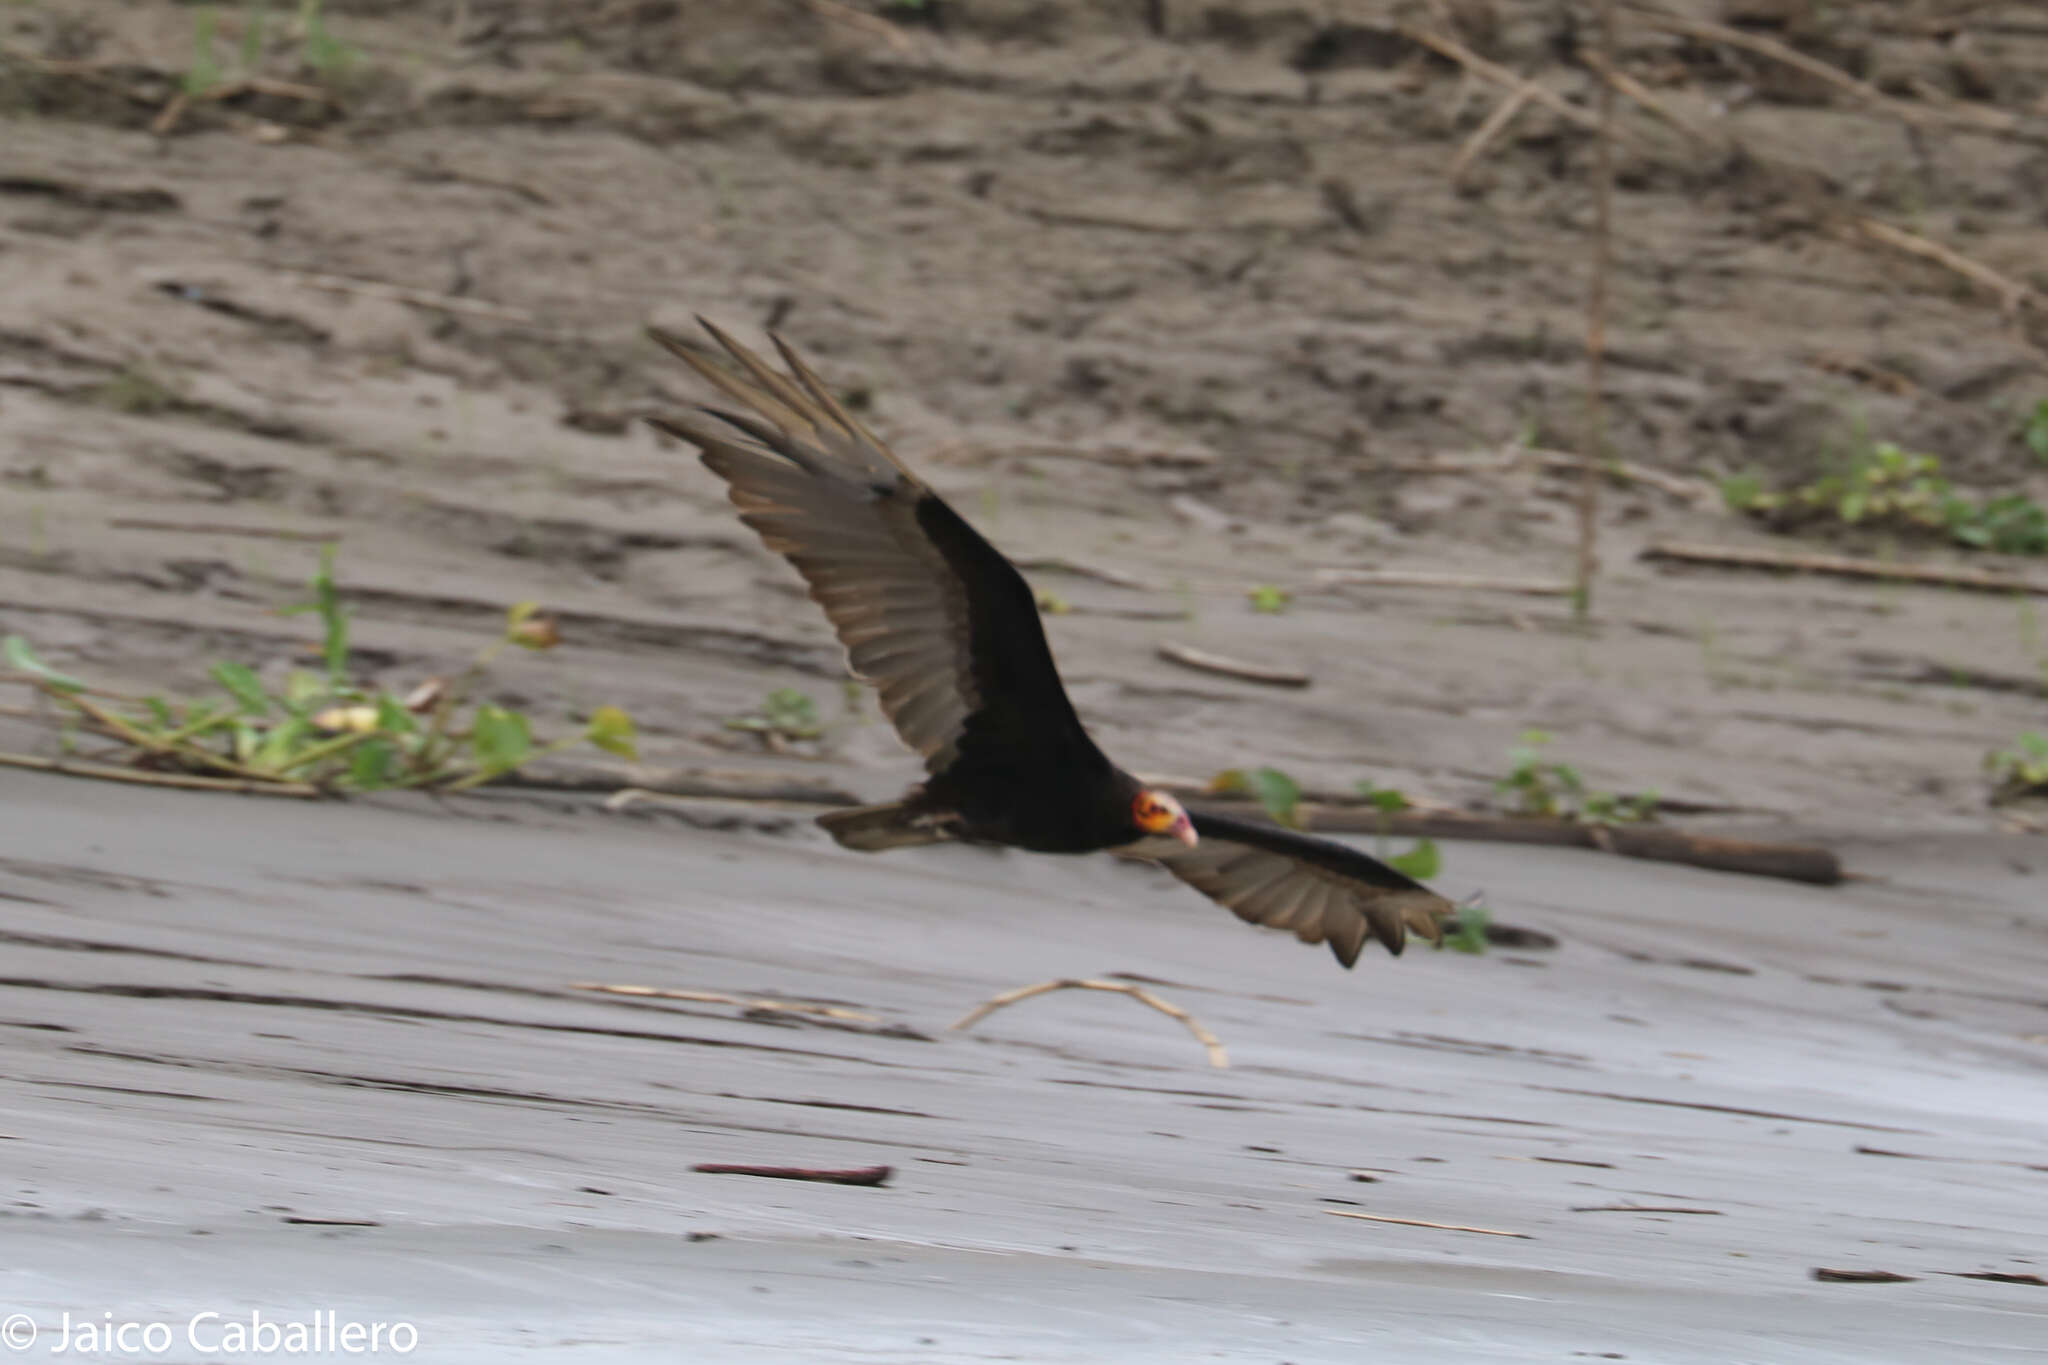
(817, 801), (950, 852)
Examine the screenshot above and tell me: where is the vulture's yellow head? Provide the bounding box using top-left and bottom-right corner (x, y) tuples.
(1132, 790), (1198, 848)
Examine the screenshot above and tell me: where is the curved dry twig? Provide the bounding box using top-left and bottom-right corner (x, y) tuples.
(951, 977), (1229, 1068)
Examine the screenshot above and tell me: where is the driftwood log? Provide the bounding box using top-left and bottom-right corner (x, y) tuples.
(1178, 800), (1843, 887)
(1641, 541), (2048, 597)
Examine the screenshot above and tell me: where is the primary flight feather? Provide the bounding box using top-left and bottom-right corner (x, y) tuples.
(647, 319), (1450, 968)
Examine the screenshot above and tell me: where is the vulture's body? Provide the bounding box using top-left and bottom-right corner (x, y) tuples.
(649, 320), (1452, 969)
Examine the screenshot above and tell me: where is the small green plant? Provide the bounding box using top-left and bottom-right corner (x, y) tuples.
(1717, 471), (1767, 513)
(1353, 781), (1440, 879)
(90, 367), (180, 415)
(1247, 585), (1291, 614)
(1496, 729), (1583, 818)
(1580, 789), (1661, 824)
(178, 2), (359, 101)
(1987, 731), (2048, 802)
(0, 548), (633, 793)
(1439, 900), (1491, 955)
(2023, 399), (2048, 464)
(1209, 768), (1446, 876)
(296, 0), (357, 81)
(1725, 441), (2048, 555)
(1211, 765), (1303, 827)
(184, 7), (225, 95)
(725, 687), (824, 745)
(1495, 730), (1657, 824)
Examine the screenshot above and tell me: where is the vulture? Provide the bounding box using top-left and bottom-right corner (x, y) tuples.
(647, 319), (1452, 968)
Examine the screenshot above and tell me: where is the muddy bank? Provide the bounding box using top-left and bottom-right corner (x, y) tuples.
(3, 1), (2047, 835)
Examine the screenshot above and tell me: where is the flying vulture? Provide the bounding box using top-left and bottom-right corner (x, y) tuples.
(646, 319), (1452, 968)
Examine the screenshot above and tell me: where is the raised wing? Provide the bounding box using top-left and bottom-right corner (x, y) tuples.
(1161, 811), (1451, 968)
(647, 319), (1103, 780)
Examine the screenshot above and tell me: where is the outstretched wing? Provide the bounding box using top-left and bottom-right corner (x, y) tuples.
(647, 319), (1104, 779)
(1160, 811), (1450, 968)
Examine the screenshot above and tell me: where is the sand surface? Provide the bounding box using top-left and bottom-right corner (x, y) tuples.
(1, 771), (2045, 1362)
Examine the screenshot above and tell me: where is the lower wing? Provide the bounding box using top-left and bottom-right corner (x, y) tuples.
(1160, 811), (1452, 968)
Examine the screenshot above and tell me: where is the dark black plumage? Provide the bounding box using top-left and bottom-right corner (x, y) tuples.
(647, 318), (1451, 967)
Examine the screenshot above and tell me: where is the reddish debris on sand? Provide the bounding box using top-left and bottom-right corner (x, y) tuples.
(691, 1163), (892, 1187)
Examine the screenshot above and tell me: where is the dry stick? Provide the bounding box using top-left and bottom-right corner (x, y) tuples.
(952, 978), (1230, 1069)
(0, 751), (322, 797)
(569, 982), (878, 1023)
(1575, 0), (1618, 623)
(1448, 84), (1536, 184)
(1577, 48), (1717, 147)
(1312, 569), (1574, 597)
(60, 691), (295, 784)
(524, 763), (861, 806)
(151, 76), (337, 137)
(1155, 641), (1311, 689)
(109, 517), (343, 542)
(1399, 24), (1655, 151)
(1013, 555), (1154, 590)
(1325, 1209), (1531, 1239)
(1583, 44), (2040, 320)
(1425, 18), (2042, 335)
(1641, 540), (2048, 596)
(1844, 216), (2044, 318)
(692, 1163), (892, 1186)
(1571, 1204), (1724, 1214)
(1624, 3), (2023, 138)
(1251, 802), (1840, 885)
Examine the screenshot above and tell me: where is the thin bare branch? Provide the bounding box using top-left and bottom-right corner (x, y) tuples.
(570, 981), (878, 1022)
(1448, 85), (1535, 184)
(1155, 642), (1311, 689)
(0, 751), (322, 797)
(1312, 569), (1574, 596)
(952, 977), (1230, 1069)
(1642, 540), (2048, 595)
(1576, 0), (1618, 622)
(1325, 1209), (1532, 1238)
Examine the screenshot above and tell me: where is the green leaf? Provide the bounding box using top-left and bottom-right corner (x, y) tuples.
(1248, 584), (1290, 614)
(251, 715), (312, 772)
(506, 600), (542, 632)
(2, 635), (86, 693)
(1718, 473), (1765, 512)
(1245, 765), (1301, 827)
(2022, 400), (2048, 462)
(470, 704), (532, 773)
(1387, 837), (1440, 880)
(348, 738), (395, 789)
(302, 542), (350, 682)
(1439, 901), (1491, 955)
(374, 694), (417, 735)
(209, 661), (272, 716)
(734, 687), (824, 739)
(145, 695), (176, 728)
(1356, 783), (1409, 814)
(282, 669), (327, 713)
(586, 704), (638, 759)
